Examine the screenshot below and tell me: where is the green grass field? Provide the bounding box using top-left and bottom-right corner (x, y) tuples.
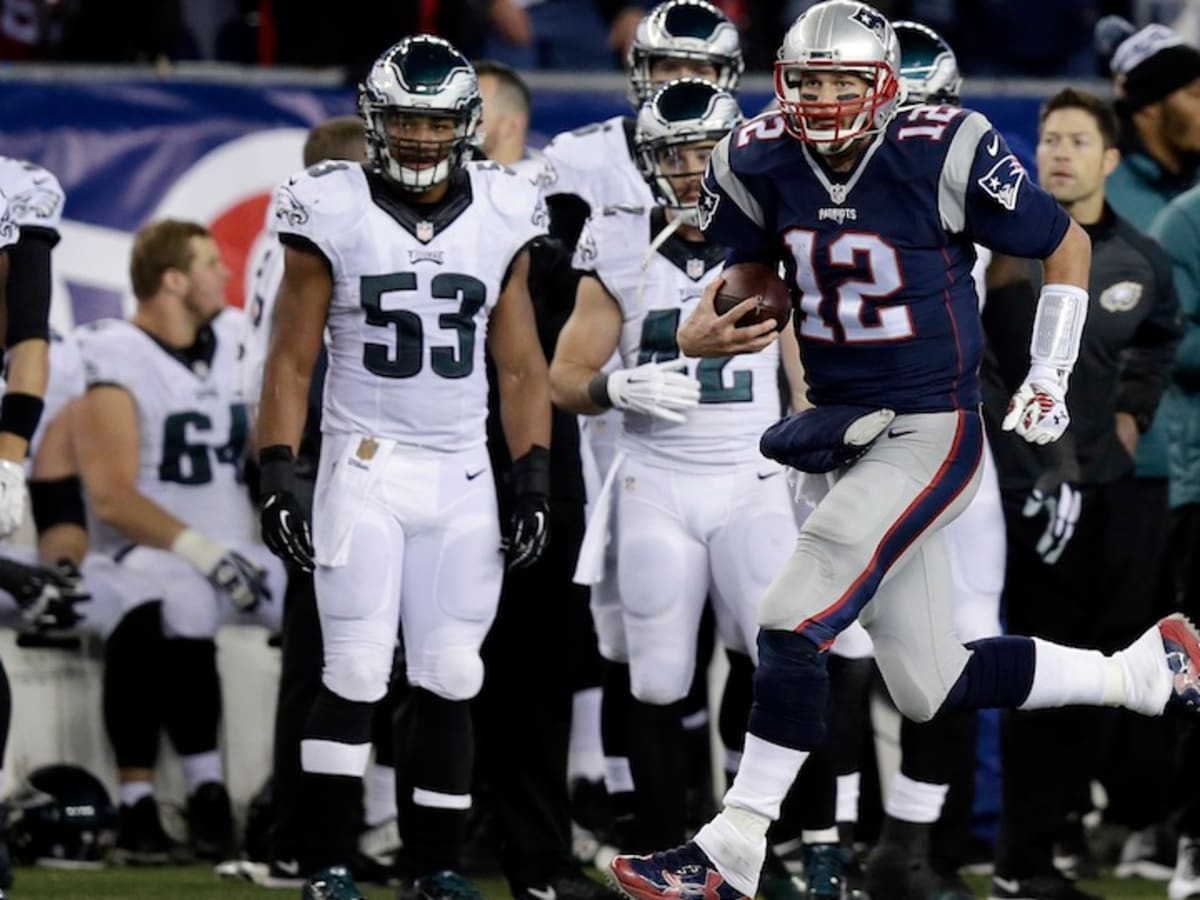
(4, 867), (1175, 900)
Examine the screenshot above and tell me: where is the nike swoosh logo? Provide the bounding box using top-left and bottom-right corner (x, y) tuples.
(526, 888), (557, 900)
(275, 860), (301, 875)
(757, 471), (781, 480)
(987, 134), (999, 156)
(887, 428), (916, 439)
(466, 468), (486, 480)
(992, 877), (1021, 894)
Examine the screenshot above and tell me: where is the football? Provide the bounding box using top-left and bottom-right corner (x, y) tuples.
(713, 262), (793, 332)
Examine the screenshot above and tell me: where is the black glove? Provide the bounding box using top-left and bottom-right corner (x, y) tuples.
(1023, 470), (1082, 566)
(504, 445), (551, 570)
(259, 445), (315, 573)
(0, 556), (89, 634)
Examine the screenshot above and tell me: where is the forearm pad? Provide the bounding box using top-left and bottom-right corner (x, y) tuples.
(1030, 283), (1089, 372)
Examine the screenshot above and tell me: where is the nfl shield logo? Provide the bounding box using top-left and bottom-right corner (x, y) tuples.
(686, 258), (705, 280)
(416, 220), (435, 243)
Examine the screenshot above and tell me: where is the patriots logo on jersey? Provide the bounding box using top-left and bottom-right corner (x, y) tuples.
(10, 184), (62, 221)
(697, 182), (720, 232)
(976, 153), (1025, 212)
(851, 5), (888, 42)
(274, 186), (309, 227)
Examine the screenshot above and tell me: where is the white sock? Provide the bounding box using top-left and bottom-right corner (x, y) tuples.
(363, 762), (397, 827)
(885, 773), (948, 824)
(120, 780), (154, 807)
(803, 827), (839, 844)
(836, 772), (860, 824)
(1113, 624), (1172, 715)
(694, 807), (769, 897)
(179, 750), (223, 793)
(722, 733), (809, 821)
(604, 756), (634, 794)
(568, 687), (606, 782)
(1019, 637), (1123, 709)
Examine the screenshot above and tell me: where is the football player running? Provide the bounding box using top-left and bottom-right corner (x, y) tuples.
(255, 36), (551, 900)
(553, 78), (807, 852)
(609, 4), (1200, 900)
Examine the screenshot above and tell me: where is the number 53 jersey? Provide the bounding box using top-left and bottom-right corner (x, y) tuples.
(273, 160), (547, 449)
(76, 309), (253, 553)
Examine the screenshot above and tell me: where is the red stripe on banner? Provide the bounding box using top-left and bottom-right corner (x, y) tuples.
(419, 0), (440, 32)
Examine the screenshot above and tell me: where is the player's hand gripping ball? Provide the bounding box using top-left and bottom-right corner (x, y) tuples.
(712, 262), (792, 332)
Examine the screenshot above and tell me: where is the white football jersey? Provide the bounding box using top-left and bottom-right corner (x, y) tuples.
(543, 116), (653, 213)
(76, 309), (254, 553)
(0, 157), (64, 237)
(239, 206), (283, 409)
(574, 205), (782, 468)
(0, 193), (14, 251)
(271, 160), (546, 450)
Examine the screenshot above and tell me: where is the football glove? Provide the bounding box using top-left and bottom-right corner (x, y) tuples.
(1022, 473), (1082, 566)
(604, 360), (701, 424)
(0, 556), (89, 634)
(503, 445), (551, 571)
(1002, 364), (1070, 445)
(258, 445), (315, 573)
(172, 528), (270, 612)
(0, 458), (27, 539)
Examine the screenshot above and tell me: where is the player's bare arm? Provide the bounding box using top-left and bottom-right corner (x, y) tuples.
(256, 244), (333, 453)
(489, 247), (551, 458)
(1041, 218), (1092, 290)
(73, 385), (189, 549)
(0, 338), (48, 463)
(677, 277), (778, 358)
(779, 322), (810, 413)
(31, 399), (87, 566)
(549, 274), (623, 415)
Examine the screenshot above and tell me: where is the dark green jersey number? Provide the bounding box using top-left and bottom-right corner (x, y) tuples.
(159, 404), (248, 485)
(360, 273), (487, 379)
(635, 309), (752, 404)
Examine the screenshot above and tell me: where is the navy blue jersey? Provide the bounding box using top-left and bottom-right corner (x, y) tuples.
(700, 105), (1072, 413)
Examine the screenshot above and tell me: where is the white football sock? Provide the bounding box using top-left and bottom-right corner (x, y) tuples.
(885, 773), (948, 824)
(836, 772), (860, 824)
(1112, 624), (1171, 715)
(180, 750), (223, 793)
(568, 687), (606, 782)
(694, 808), (769, 897)
(364, 762), (397, 827)
(722, 733), (808, 821)
(119, 780), (154, 807)
(1019, 637), (1122, 709)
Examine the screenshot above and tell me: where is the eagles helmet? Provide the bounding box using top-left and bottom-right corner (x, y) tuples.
(636, 79), (741, 224)
(894, 21), (961, 107)
(358, 35), (482, 191)
(774, 0), (903, 153)
(627, 0), (744, 107)
(7, 764), (116, 868)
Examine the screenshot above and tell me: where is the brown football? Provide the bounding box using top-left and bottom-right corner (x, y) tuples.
(713, 262), (792, 333)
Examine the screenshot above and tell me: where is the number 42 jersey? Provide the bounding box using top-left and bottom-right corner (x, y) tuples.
(273, 161), (547, 450)
(701, 106), (1073, 414)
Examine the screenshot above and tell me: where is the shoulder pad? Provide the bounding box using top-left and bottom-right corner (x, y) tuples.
(75, 318), (138, 387)
(272, 162), (364, 237)
(469, 162), (549, 233)
(0, 158), (65, 232)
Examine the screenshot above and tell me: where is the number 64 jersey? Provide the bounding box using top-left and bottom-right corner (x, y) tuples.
(272, 160), (547, 449)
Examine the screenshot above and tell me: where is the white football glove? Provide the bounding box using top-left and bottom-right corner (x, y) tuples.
(606, 360), (701, 424)
(1023, 479), (1082, 565)
(0, 459), (27, 539)
(1002, 364), (1070, 445)
(171, 528), (270, 612)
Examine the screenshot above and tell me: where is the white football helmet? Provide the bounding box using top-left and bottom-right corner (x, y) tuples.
(774, 0), (903, 154)
(635, 78), (741, 224)
(627, 0), (744, 107)
(358, 35), (481, 191)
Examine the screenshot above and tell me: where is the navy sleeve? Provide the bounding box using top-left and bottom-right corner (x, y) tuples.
(962, 126), (1070, 260)
(699, 134), (776, 264)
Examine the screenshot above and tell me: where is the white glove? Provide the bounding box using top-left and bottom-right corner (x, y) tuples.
(606, 360), (701, 424)
(1002, 364), (1070, 445)
(171, 528), (270, 612)
(1023, 479), (1082, 565)
(0, 459), (27, 539)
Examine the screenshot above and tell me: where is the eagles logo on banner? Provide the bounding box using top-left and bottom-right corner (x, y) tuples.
(977, 153), (1026, 212)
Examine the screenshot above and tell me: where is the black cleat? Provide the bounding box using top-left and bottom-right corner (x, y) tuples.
(990, 874), (1103, 900)
(187, 781), (236, 861)
(113, 795), (174, 865)
(397, 870), (485, 900)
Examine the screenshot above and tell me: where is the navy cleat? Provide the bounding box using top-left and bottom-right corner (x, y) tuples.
(610, 842), (751, 900)
(397, 870), (484, 900)
(1160, 614), (1200, 715)
(301, 865), (366, 899)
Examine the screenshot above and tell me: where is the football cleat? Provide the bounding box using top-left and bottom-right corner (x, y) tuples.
(1159, 613), (1200, 715)
(397, 870), (484, 900)
(302, 865), (365, 900)
(610, 842), (750, 900)
(113, 795), (175, 865)
(990, 873), (1101, 900)
(187, 781), (236, 861)
(1169, 835), (1200, 900)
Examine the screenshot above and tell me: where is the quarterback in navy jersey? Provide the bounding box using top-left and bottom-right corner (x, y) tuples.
(609, 4), (1200, 900)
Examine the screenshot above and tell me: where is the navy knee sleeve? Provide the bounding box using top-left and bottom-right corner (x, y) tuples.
(938, 636), (1036, 714)
(748, 630), (829, 751)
